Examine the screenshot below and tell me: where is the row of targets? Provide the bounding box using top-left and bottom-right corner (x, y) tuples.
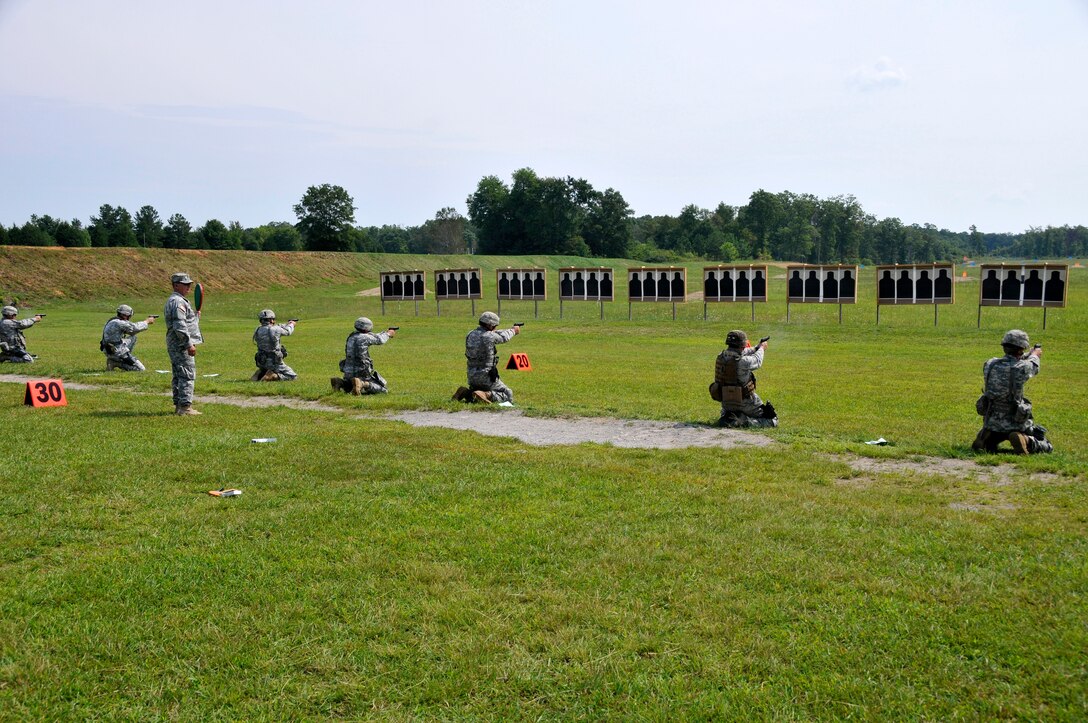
(979, 264), (1067, 307)
(559, 268), (615, 301)
(786, 265), (859, 304)
(702, 266), (769, 302)
(628, 267), (687, 302)
(497, 269), (548, 300)
(876, 264), (955, 304)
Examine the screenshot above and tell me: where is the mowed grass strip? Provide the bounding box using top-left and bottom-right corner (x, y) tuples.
(21, 262), (1088, 475)
(1, 390), (1086, 718)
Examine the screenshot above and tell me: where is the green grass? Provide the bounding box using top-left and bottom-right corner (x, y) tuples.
(1, 254), (1086, 718)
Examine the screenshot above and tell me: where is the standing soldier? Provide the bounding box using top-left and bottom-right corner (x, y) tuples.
(101, 304), (156, 371)
(972, 329), (1052, 454)
(454, 311), (520, 404)
(251, 309), (297, 381)
(332, 317), (396, 394)
(711, 329), (778, 427)
(164, 272), (203, 416)
(0, 306), (43, 363)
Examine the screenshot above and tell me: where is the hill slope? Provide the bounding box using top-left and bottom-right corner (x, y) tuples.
(0, 247), (640, 303)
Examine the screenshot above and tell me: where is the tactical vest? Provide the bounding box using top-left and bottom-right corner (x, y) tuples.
(714, 351), (756, 402)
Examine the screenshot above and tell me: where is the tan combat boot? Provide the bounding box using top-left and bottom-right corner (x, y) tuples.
(350, 378), (366, 395)
(472, 390), (492, 404)
(176, 405), (203, 416)
(261, 371), (280, 382)
(1009, 432), (1030, 455)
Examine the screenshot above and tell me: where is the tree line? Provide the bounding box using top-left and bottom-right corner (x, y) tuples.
(2, 175), (1085, 264)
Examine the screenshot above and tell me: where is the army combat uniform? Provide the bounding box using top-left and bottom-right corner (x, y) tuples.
(0, 310), (36, 363)
(712, 330), (777, 428)
(465, 324), (516, 404)
(164, 285), (203, 409)
(101, 316), (150, 371)
(340, 328), (390, 394)
(253, 321), (297, 380)
(973, 329), (1052, 454)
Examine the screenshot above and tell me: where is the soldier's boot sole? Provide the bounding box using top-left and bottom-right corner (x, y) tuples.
(472, 390), (492, 404)
(106, 359), (118, 371)
(330, 377), (344, 393)
(452, 386), (470, 402)
(1009, 432), (1030, 455)
(350, 378), (364, 395)
(261, 371), (280, 382)
(251, 370), (265, 381)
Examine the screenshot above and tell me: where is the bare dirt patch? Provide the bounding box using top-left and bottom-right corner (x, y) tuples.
(1, 374), (771, 450)
(830, 454), (1062, 486)
(388, 409), (773, 450)
(354, 287), (381, 297)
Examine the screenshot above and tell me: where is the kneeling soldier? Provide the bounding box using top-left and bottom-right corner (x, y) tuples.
(711, 329), (778, 428)
(0, 305), (43, 363)
(972, 329), (1052, 454)
(251, 309), (297, 381)
(101, 304), (156, 371)
(333, 316), (395, 395)
(455, 311), (520, 404)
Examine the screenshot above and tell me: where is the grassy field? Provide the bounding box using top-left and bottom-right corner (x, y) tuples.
(1, 250), (1086, 718)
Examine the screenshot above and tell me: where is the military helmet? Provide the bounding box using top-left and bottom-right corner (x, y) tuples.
(258, 309), (276, 322)
(1, 305), (16, 317)
(479, 311), (500, 328)
(354, 316), (374, 332)
(725, 329), (748, 348)
(116, 304), (134, 317)
(1002, 329), (1030, 350)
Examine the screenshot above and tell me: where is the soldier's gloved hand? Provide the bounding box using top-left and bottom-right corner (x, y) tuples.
(145, 316), (157, 325)
(33, 315), (43, 322)
(760, 341), (768, 350)
(187, 345), (197, 357)
(1031, 347), (1042, 358)
(386, 329), (396, 338)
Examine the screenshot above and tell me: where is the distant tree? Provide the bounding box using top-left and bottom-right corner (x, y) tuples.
(422, 207), (468, 253)
(0, 223), (7, 245)
(582, 188), (632, 257)
(89, 204), (137, 247)
(134, 205), (164, 248)
(466, 175), (512, 254)
(225, 221), (245, 250)
(163, 213), (193, 249)
(54, 219), (91, 247)
(9, 221), (53, 246)
(262, 222), (303, 251)
(200, 219), (231, 249)
(293, 184), (357, 252)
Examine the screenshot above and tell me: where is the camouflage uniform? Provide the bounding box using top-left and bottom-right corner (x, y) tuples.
(973, 329), (1051, 454)
(340, 330), (390, 394)
(465, 324), (516, 403)
(253, 322), (297, 380)
(0, 309), (36, 363)
(714, 330), (777, 428)
(164, 288), (202, 408)
(101, 316), (150, 371)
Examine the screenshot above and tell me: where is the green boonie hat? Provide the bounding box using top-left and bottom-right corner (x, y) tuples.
(726, 329), (747, 347)
(1002, 329), (1030, 349)
(171, 272), (193, 284)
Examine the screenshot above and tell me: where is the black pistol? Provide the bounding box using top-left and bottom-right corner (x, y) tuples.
(513, 322), (525, 327)
(388, 326), (400, 331)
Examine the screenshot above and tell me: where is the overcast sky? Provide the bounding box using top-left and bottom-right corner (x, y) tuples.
(1, 0), (1086, 234)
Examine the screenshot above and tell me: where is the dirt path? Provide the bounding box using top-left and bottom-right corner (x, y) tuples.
(1, 374), (769, 450)
(1, 375), (1068, 480)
